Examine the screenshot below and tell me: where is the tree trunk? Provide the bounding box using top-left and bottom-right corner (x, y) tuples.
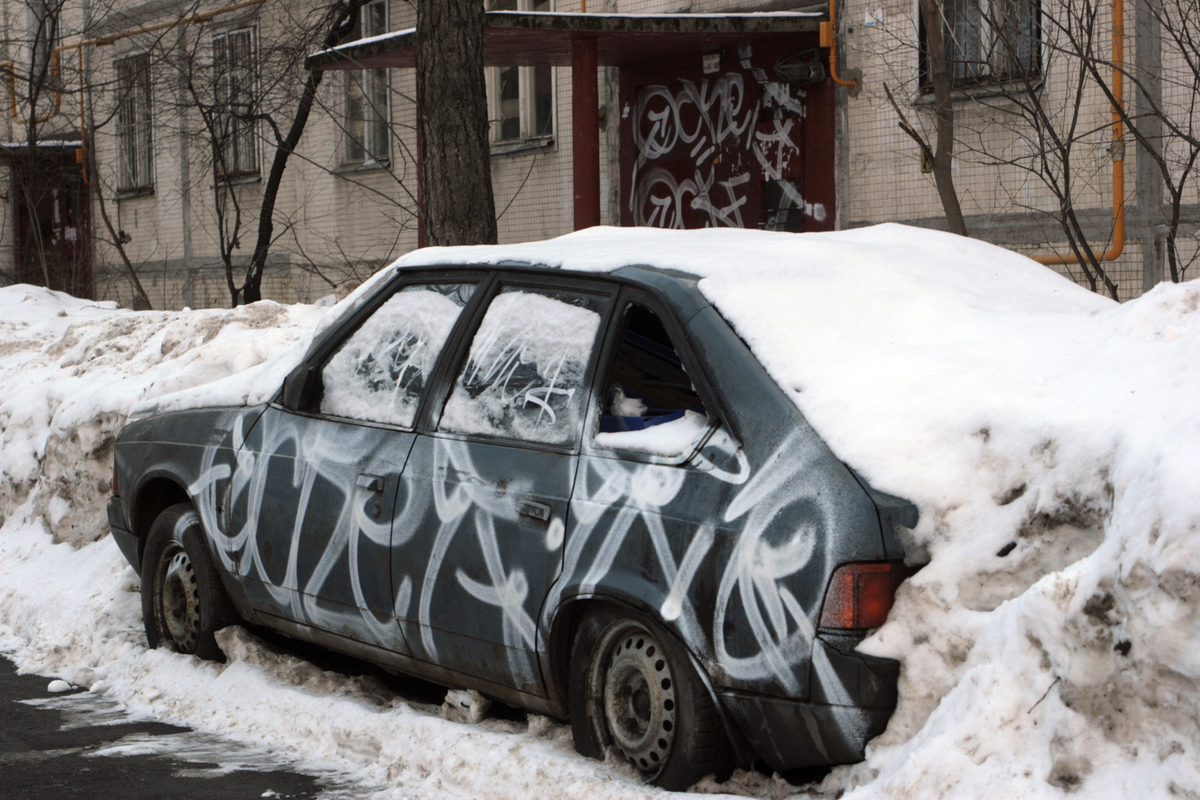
(242, 1), (363, 304)
(918, 0), (969, 236)
(241, 68), (325, 305)
(416, 0), (498, 246)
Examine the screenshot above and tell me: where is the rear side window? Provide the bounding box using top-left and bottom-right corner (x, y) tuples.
(438, 286), (605, 445)
(320, 283), (476, 427)
(595, 302), (710, 458)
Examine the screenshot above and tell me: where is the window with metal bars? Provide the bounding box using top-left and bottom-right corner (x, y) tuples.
(115, 54), (153, 193)
(343, 0), (390, 165)
(920, 0), (1040, 91)
(213, 28), (259, 178)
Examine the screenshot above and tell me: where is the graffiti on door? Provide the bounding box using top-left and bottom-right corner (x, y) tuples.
(622, 45), (834, 233)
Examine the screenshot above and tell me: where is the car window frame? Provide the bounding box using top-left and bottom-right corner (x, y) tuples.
(426, 272), (619, 455)
(275, 268), (493, 431)
(581, 286), (725, 467)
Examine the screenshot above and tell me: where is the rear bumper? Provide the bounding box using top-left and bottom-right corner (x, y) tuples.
(721, 635), (899, 771)
(107, 496), (140, 573)
(720, 691), (893, 771)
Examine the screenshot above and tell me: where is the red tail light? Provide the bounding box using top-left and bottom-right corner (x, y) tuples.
(819, 561), (912, 629)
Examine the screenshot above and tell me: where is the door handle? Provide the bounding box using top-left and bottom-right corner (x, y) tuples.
(517, 498), (552, 522)
(357, 473), (385, 519)
(357, 473), (384, 493)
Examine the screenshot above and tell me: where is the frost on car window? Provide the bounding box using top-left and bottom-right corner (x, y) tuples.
(320, 284), (474, 427)
(440, 289), (603, 444)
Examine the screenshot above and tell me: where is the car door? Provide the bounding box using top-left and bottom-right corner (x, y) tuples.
(391, 278), (614, 693)
(554, 290), (738, 662)
(227, 278), (481, 653)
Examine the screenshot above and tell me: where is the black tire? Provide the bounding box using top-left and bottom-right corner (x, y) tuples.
(568, 607), (732, 791)
(141, 503), (237, 661)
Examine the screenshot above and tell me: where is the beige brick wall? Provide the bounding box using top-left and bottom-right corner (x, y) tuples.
(2, 0), (1190, 309)
(81, 0), (615, 308)
(837, 0), (1151, 300)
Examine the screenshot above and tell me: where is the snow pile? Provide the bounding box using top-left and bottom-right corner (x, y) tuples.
(0, 285), (327, 547)
(1, 225), (1199, 799)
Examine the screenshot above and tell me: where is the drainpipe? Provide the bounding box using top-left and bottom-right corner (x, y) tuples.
(820, 0), (859, 90)
(1034, 0), (1124, 266)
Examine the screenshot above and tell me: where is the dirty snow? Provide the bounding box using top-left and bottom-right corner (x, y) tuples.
(1, 223), (1199, 799)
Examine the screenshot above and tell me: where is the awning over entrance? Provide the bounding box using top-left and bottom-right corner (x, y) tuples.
(304, 10), (828, 235)
(304, 10), (825, 72)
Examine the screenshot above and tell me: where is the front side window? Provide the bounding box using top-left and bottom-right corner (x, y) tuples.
(487, 0), (554, 145)
(921, 0), (1040, 89)
(115, 54), (153, 192)
(213, 28), (258, 177)
(439, 286), (605, 445)
(344, 0), (390, 165)
(321, 283), (476, 427)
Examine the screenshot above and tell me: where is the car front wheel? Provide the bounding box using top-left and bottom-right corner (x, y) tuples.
(569, 608), (731, 790)
(141, 503), (235, 661)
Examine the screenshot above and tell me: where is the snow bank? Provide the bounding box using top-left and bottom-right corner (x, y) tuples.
(0, 285), (327, 547)
(2, 225), (1200, 799)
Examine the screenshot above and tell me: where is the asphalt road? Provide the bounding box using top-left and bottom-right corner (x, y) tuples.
(0, 655), (325, 800)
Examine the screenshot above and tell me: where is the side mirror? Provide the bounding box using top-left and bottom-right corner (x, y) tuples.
(280, 363), (321, 411)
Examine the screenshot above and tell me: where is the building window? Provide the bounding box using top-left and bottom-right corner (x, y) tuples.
(212, 27), (258, 178)
(26, 0), (59, 81)
(488, 0), (554, 145)
(115, 55), (153, 193)
(344, 0), (390, 165)
(920, 0), (1040, 90)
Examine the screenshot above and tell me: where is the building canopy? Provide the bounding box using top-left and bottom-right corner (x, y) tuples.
(305, 10), (824, 72)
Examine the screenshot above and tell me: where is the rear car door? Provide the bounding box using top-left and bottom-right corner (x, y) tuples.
(391, 278), (615, 693)
(227, 278), (480, 652)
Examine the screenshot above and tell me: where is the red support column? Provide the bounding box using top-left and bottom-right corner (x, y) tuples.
(572, 35), (600, 230)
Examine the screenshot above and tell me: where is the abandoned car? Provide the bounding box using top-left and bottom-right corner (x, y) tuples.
(108, 229), (918, 790)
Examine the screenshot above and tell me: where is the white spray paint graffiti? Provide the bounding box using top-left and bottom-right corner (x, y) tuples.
(405, 437), (549, 687)
(184, 407), (846, 700)
(630, 61), (827, 229)
(631, 75), (755, 229)
(189, 411), (410, 650)
(550, 427), (842, 695)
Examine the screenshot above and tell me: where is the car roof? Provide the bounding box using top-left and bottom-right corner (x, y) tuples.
(389, 258), (710, 322)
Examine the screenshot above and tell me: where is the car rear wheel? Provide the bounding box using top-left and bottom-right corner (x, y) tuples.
(142, 503), (236, 661)
(569, 608), (731, 790)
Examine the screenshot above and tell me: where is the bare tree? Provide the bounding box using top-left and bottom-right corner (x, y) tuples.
(241, 0), (367, 304)
(143, 0), (369, 307)
(885, 0), (969, 235)
(878, 0), (1125, 298)
(974, 0), (1122, 299)
(1076, 0), (1200, 283)
(2, 0), (156, 307)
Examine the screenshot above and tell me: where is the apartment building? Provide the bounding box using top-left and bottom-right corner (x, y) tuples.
(0, 0), (1190, 309)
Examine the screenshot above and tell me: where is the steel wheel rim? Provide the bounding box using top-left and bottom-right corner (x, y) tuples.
(602, 626), (676, 774)
(160, 543), (201, 652)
